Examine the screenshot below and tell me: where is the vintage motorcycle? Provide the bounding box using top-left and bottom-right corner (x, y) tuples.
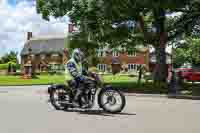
(48, 72), (126, 113)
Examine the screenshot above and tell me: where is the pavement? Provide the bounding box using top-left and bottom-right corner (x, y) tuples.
(0, 85), (200, 133)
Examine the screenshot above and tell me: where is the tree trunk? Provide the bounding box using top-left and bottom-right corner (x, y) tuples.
(153, 8), (168, 83)
(137, 10), (168, 83)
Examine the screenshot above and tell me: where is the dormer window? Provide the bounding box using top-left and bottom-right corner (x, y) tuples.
(51, 53), (59, 57)
(30, 54), (35, 60)
(40, 54), (46, 60)
(30, 54), (35, 57)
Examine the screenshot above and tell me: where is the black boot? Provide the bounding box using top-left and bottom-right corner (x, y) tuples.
(72, 89), (82, 107)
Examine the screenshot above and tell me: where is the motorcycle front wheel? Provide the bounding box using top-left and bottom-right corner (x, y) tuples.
(98, 89), (126, 113)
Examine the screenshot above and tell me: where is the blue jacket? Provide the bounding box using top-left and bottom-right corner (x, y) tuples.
(65, 58), (88, 82)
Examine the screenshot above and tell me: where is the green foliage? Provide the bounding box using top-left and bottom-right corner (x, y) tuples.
(173, 48), (187, 68)
(0, 63), (20, 70)
(36, 0), (200, 45)
(174, 38), (200, 67)
(67, 37), (99, 67)
(0, 51), (18, 64)
(90, 55), (99, 67)
(36, 0), (200, 82)
(68, 38), (98, 56)
(188, 38), (200, 65)
(16, 64), (21, 70)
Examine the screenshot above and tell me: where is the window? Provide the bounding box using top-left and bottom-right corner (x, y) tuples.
(51, 54), (59, 60)
(112, 51), (119, 57)
(30, 54), (35, 57)
(97, 49), (106, 57)
(48, 64), (65, 72)
(128, 64), (140, 71)
(128, 50), (136, 57)
(128, 64), (134, 71)
(97, 64), (107, 72)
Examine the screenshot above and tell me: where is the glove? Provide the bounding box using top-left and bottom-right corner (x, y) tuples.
(76, 75), (86, 83)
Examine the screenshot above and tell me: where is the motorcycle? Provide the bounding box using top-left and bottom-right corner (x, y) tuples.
(48, 72), (126, 113)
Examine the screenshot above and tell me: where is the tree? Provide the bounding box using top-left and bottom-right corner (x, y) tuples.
(189, 38), (200, 66)
(66, 36), (99, 67)
(173, 48), (188, 68)
(36, 0), (200, 83)
(0, 51), (18, 64)
(174, 38), (200, 67)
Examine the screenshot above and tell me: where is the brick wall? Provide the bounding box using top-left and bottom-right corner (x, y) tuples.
(98, 50), (149, 71)
(21, 49), (150, 72)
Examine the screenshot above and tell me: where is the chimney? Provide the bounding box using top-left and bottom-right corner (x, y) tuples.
(68, 23), (74, 33)
(27, 32), (33, 40)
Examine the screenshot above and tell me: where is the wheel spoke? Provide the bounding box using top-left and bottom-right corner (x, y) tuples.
(100, 89), (125, 113)
(104, 92), (110, 97)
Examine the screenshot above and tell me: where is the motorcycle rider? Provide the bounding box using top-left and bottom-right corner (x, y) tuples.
(65, 48), (89, 107)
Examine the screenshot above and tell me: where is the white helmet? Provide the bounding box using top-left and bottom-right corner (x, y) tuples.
(72, 48), (84, 62)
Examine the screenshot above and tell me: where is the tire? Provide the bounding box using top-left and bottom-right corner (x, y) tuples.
(98, 89), (126, 113)
(50, 89), (66, 110)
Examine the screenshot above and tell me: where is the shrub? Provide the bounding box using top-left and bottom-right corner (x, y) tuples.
(16, 64), (21, 70)
(0, 62), (21, 71)
(39, 71), (49, 75)
(56, 71), (65, 75)
(0, 64), (9, 70)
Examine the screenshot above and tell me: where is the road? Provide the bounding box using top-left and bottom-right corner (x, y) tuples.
(0, 85), (200, 133)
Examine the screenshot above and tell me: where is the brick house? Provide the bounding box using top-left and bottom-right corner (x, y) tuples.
(21, 32), (151, 73)
(97, 47), (150, 72)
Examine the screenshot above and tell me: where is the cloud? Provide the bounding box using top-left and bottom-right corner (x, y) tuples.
(0, 0), (69, 59)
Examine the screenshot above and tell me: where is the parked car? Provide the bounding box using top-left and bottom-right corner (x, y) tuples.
(176, 67), (200, 82)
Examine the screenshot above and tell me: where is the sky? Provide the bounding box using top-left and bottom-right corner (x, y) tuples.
(0, 0), (69, 58)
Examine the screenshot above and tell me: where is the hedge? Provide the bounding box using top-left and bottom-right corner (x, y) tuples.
(16, 64), (21, 70)
(0, 63), (21, 70)
(0, 64), (9, 70)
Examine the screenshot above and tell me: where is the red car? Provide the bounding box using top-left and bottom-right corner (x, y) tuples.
(176, 67), (200, 81)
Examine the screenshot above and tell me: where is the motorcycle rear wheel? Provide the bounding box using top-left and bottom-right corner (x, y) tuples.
(50, 88), (68, 110)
